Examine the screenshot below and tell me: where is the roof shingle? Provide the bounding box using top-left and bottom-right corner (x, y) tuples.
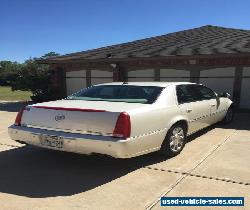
(41, 25), (250, 62)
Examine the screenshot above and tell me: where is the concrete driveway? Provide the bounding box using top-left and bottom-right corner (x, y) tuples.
(0, 101), (249, 210)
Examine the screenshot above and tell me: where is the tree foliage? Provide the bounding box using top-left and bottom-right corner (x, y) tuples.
(0, 52), (59, 102)
(0, 61), (21, 86)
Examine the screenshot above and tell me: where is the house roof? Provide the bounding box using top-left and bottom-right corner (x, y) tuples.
(39, 25), (250, 63)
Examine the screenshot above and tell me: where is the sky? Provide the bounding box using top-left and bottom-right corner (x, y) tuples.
(1, 0), (250, 63)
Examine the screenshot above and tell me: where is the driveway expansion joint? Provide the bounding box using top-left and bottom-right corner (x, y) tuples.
(0, 142), (21, 148)
(145, 166), (250, 186)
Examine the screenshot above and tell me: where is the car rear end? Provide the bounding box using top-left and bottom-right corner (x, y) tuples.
(9, 105), (136, 158)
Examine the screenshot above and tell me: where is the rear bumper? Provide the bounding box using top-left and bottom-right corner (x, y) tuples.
(8, 125), (161, 158)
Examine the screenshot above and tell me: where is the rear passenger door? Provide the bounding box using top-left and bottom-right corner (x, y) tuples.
(176, 85), (211, 134)
(193, 85), (221, 124)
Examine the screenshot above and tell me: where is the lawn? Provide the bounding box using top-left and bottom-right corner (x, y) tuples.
(0, 86), (32, 101)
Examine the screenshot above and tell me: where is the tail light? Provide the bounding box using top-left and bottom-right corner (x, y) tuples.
(113, 112), (131, 138)
(14, 106), (27, 126)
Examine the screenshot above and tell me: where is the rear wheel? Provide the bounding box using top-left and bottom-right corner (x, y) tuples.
(222, 106), (234, 124)
(160, 123), (187, 157)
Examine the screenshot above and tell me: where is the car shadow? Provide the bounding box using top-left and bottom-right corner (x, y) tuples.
(217, 112), (250, 130)
(0, 125), (219, 199)
(0, 145), (168, 198)
(186, 125), (217, 143)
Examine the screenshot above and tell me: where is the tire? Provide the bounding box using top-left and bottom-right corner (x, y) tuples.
(160, 123), (187, 157)
(222, 106), (234, 124)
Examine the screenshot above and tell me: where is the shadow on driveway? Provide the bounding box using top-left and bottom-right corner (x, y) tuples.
(0, 125), (217, 198)
(0, 145), (168, 198)
(217, 113), (250, 131)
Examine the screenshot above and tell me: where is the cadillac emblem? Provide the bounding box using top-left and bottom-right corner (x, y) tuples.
(55, 114), (65, 121)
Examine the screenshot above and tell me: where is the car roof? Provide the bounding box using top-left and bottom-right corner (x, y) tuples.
(94, 82), (196, 87)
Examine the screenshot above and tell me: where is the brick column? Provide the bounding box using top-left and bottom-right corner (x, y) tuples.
(190, 69), (200, 83)
(112, 64), (127, 82)
(86, 70), (91, 87)
(49, 66), (66, 99)
(113, 68), (119, 82)
(154, 69), (160, 81)
(233, 66), (243, 109)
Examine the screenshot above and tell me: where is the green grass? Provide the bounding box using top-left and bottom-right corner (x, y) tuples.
(0, 86), (32, 101)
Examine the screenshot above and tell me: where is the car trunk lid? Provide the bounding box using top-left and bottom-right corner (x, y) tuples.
(20, 100), (147, 136)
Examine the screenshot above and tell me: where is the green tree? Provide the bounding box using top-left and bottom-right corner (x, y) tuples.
(0, 61), (21, 86)
(11, 52), (59, 102)
(40, 52), (59, 59)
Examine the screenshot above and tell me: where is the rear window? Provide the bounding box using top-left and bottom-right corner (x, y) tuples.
(67, 85), (164, 104)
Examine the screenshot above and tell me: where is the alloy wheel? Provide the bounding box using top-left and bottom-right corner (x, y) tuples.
(169, 127), (185, 152)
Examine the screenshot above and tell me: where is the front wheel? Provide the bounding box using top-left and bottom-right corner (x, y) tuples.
(160, 123), (187, 157)
(222, 106), (234, 124)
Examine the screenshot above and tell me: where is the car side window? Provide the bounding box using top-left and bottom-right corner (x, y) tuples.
(176, 85), (199, 104)
(193, 85), (216, 100)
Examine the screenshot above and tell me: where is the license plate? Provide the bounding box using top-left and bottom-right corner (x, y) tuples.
(39, 135), (64, 149)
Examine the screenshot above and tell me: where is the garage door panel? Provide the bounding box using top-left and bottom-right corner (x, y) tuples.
(66, 78), (86, 96)
(91, 70), (113, 85)
(128, 69), (154, 82)
(200, 67), (234, 77)
(160, 69), (190, 77)
(128, 69), (154, 77)
(92, 70), (113, 77)
(128, 77), (154, 82)
(160, 69), (190, 82)
(91, 78), (113, 86)
(200, 78), (234, 96)
(66, 70), (86, 77)
(160, 77), (190, 82)
(243, 67), (250, 76)
(66, 70), (113, 95)
(200, 68), (235, 97)
(66, 70), (87, 95)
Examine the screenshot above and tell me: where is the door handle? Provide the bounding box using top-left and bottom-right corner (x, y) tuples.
(186, 108), (192, 113)
(211, 104), (216, 107)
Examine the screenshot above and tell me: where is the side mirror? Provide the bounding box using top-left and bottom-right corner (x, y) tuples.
(218, 92), (231, 98)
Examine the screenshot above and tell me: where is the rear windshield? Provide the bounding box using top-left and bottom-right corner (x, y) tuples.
(67, 85), (164, 104)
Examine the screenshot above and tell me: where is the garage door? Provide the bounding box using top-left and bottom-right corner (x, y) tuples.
(66, 70), (113, 96)
(91, 70), (113, 85)
(200, 67), (235, 96)
(128, 69), (191, 82)
(160, 69), (190, 82)
(66, 70), (87, 95)
(240, 67), (250, 109)
(128, 69), (154, 81)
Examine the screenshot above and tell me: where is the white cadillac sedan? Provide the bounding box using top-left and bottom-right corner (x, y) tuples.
(8, 82), (233, 158)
